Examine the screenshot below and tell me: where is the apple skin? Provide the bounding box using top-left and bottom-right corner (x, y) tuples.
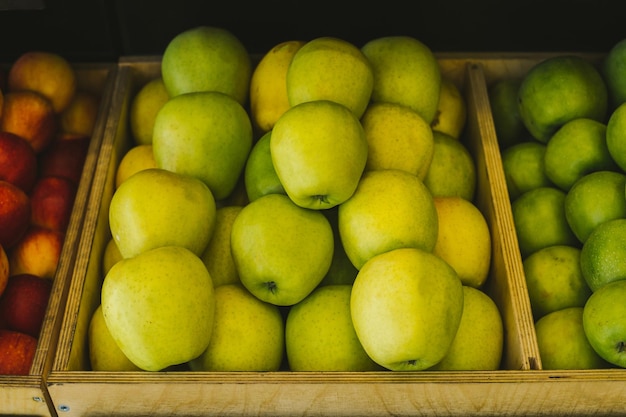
(583, 279), (626, 368)
(0, 244), (8, 297)
(38, 134), (89, 186)
(7, 50), (78, 114)
(1, 90), (58, 153)
(0, 180), (31, 249)
(8, 226), (64, 280)
(0, 273), (52, 337)
(0, 131), (38, 192)
(0, 329), (38, 375)
(30, 176), (77, 233)
(59, 90), (100, 136)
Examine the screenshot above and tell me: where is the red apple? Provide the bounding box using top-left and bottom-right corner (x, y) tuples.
(0, 245), (8, 298)
(1, 90), (58, 153)
(0, 329), (37, 375)
(38, 134), (89, 186)
(30, 176), (77, 233)
(0, 273), (52, 337)
(8, 226), (64, 280)
(0, 180), (31, 249)
(0, 131), (38, 192)
(7, 51), (77, 114)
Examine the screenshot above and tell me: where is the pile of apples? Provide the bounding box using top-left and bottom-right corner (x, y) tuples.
(0, 51), (100, 375)
(489, 39), (626, 370)
(90, 26), (504, 374)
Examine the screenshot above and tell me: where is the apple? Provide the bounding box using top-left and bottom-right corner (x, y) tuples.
(30, 176), (77, 233)
(102, 237), (123, 277)
(285, 284), (382, 371)
(286, 36), (374, 119)
(152, 91), (253, 201)
(537, 307), (610, 370)
(101, 245), (215, 371)
(114, 144), (157, 189)
(88, 304), (141, 371)
(0, 180), (31, 249)
(518, 55), (608, 142)
(189, 283), (284, 371)
(270, 100), (368, 209)
(0, 273), (52, 338)
(243, 130), (285, 202)
(583, 279), (626, 367)
(0, 244), (8, 297)
(7, 50), (77, 114)
(8, 225), (64, 280)
(161, 25), (251, 104)
(200, 205), (243, 288)
(0, 131), (38, 192)
(108, 168), (217, 259)
(338, 169), (438, 270)
(59, 90), (100, 136)
(361, 35), (441, 124)
(0, 329), (38, 375)
(38, 133), (89, 186)
(428, 286), (504, 371)
(231, 193), (334, 306)
(1, 90), (58, 153)
(351, 247), (464, 371)
(129, 77), (169, 146)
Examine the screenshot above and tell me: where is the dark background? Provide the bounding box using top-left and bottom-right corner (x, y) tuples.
(0, 0), (623, 62)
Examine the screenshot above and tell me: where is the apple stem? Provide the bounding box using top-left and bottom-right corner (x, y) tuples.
(313, 195), (329, 205)
(618, 341), (626, 353)
(266, 281), (278, 294)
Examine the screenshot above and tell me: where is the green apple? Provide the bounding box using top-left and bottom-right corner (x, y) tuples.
(231, 193), (334, 306)
(244, 130), (285, 202)
(102, 237), (123, 277)
(544, 118), (618, 192)
(564, 170), (626, 244)
(583, 279), (626, 367)
(351, 247), (464, 371)
(270, 100), (368, 209)
(129, 77), (169, 146)
(160, 25), (251, 104)
(488, 78), (529, 149)
(200, 205), (243, 288)
(428, 286), (503, 371)
(517, 55), (608, 143)
(523, 245), (591, 320)
(338, 169), (438, 270)
(101, 245), (215, 371)
(286, 284), (382, 371)
(361, 35), (441, 124)
(606, 102), (626, 172)
(423, 130), (477, 202)
(189, 284), (284, 371)
(286, 36), (374, 119)
(603, 38), (626, 109)
(580, 218), (626, 292)
(511, 186), (579, 259)
(88, 305), (141, 371)
(109, 168), (216, 259)
(152, 91), (253, 201)
(537, 307), (611, 370)
(501, 141), (552, 201)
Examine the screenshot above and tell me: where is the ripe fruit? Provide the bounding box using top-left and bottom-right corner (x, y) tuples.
(580, 218), (626, 292)
(501, 141), (552, 201)
(129, 78), (169, 145)
(161, 25), (251, 105)
(0, 273), (52, 337)
(0, 131), (38, 192)
(0, 180), (31, 249)
(518, 55), (608, 142)
(0, 329), (38, 375)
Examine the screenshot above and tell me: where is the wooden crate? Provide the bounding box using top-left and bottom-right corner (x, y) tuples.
(0, 62), (117, 417)
(45, 54), (626, 416)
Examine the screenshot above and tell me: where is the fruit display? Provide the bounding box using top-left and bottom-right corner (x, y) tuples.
(70, 26), (507, 376)
(36, 29), (626, 417)
(489, 39), (626, 370)
(0, 51), (106, 378)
